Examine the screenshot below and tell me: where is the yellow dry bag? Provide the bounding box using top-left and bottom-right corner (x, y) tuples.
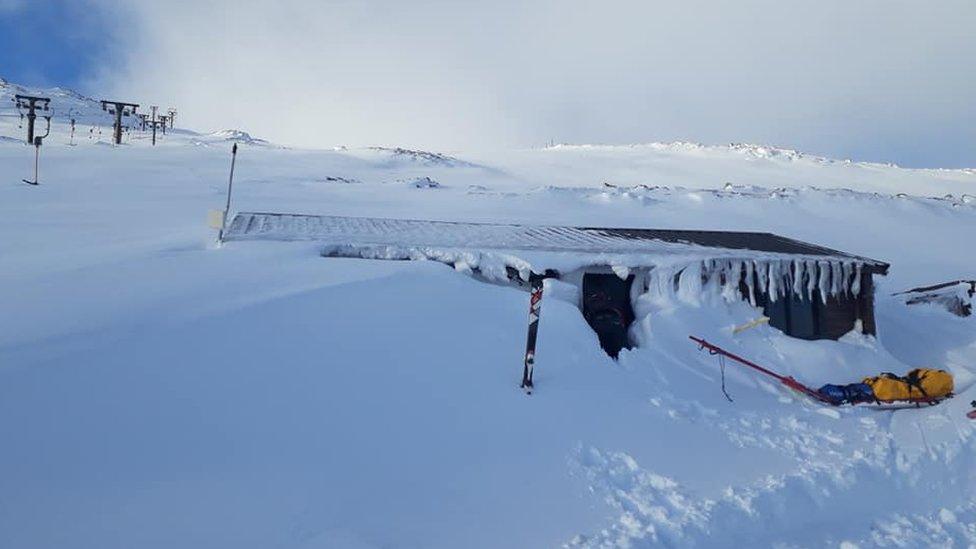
(863, 368), (953, 402)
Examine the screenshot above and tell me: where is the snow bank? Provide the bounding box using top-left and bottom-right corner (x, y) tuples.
(1, 79), (974, 549)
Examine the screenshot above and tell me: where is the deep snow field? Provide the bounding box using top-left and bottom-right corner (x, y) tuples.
(1, 80), (975, 548)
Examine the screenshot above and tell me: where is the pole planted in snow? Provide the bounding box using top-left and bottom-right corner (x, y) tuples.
(521, 274), (544, 394)
(22, 116), (50, 186)
(146, 119), (162, 146)
(217, 143), (239, 243)
(21, 139), (40, 185)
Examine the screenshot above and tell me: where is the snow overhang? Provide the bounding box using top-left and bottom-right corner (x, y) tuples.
(224, 212), (890, 278)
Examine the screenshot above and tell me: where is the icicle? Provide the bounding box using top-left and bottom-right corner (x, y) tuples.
(792, 260), (803, 297)
(841, 261), (854, 296)
(650, 265), (677, 304)
(830, 261), (842, 297)
(768, 261), (780, 302)
(677, 261), (703, 305)
(780, 260), (790, 297)
(705, 260), (722, 297)
(817, 260), (830, 304)
(744, 260), (756, 306)
(784, 260), (794, 297)
(667, 266), (680, 300)
(851, 263), (862, 296)
(612, 265), (631, 280)
(805, 260), (818, 301)
(644, 267), (662, 303)
(781, 260), (792, 299)
(756, 260), (768, 297)
(721, 260), (742, 302)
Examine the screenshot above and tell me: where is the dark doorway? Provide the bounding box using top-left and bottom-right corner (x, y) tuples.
(582, 273), (635, 358)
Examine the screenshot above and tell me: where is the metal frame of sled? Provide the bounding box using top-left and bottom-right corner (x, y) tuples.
(690, 336), (953, 409)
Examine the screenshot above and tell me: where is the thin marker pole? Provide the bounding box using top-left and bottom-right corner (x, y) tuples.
(217, 143), (239, 243)
(22, 117), (49, 186)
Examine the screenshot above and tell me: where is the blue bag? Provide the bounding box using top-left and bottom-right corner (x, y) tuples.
(817, 382), (874, 405)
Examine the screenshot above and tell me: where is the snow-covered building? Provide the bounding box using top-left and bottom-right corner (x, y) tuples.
(224, 212), (890, 355)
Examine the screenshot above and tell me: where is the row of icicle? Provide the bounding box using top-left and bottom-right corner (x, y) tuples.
(645, 258), (866, 306)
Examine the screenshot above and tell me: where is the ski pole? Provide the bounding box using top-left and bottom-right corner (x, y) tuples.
(217, 143), (238, 243)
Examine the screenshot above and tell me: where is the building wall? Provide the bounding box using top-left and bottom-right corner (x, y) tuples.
(557, 260), (878, 354)
(755, 268), (877, 340)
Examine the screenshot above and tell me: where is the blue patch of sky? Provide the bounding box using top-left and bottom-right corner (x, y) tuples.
(0, 0), (121, 90)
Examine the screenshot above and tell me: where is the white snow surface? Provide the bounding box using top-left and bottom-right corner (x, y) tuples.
(1, 80), (976, 548)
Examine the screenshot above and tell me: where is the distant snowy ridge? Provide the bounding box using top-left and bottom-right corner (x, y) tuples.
(368, 146), (481, 168)
(204, 129), (274, 147)
(544, 140), (974, 174)
(596, 181), (976, 208)
(545, 140), (832, 162)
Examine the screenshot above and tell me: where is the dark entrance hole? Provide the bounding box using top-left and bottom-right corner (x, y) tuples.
(582, 273), (635, 358)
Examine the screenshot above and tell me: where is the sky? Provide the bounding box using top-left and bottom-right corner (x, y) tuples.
(0, 0), (120, 88)
(2, 0), (974, 168)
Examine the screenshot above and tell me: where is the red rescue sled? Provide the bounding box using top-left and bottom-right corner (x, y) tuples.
(689, 336), (951, 408)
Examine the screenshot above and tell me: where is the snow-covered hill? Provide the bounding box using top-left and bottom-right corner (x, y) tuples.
(0, 81), (974, 548)
(1, 77), (108, 126)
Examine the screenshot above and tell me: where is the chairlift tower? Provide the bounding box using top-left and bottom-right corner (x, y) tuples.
(137, 113), (148, 131)
(146, 119), (163, 146)
(157, 115), (169, 134)
(100, 100), (139, 145)
(167, 108), (177, 128)
(13, 94), (51, 144)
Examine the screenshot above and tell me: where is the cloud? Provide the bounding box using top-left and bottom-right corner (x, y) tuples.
(93, 0), (976, 166)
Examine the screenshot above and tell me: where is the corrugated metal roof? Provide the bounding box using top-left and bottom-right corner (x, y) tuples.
(223, 212), (890, 274)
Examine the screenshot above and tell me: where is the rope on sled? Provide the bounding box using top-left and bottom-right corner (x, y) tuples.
(719, 354), (733, 403)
